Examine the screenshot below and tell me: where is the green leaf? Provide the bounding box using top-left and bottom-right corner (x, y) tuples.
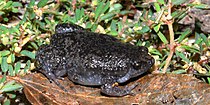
(1, 57), (8, 72)
(110, 20), (117, 32)
(95, 1), (104, 20)
(0, 11), (5, 15)
(175, 50), (190, 63)
(3, 18), (9, 22)
(207, 77), (210, 84)
(7, 53), (15, 63)
(157, 32), (168, 44)
(8, 64), (14, 76)
(200, 33), (209, 47)
(172, 0), (187, 5)
(1, 81), (23, 93)
(35, 19), (46, 30)
(75, 9), (80, 22)
(195, 32), (202, 44)
(14, 61), (21, 75)
(101, 1), (110, 14)
(109, 31), (118, 36)
(150, 48), (162, 57)
(2, 36), (9, 45)
(0, 50), (10, 56)
(109, 3), (122, 12)
(20, 50), (35, 59)
(137, 26), (150, 34)
(154, 24), (168, 44)
(3, 99), (10, 105)
(177, 28), (192, 43)
(80, 8), (85, 20)
(180, 45), (200, 53)
(12, 2), (22, 7)
(91, 24), (98, 32)
(154, 2), (161, 12)
(6, 93), (16, 99)
(86, 22), (92, 29)
(24, 60), (31, 73)
(157, 0), (165, 4)
(100, 12), (116, 21)
(37, 0), (48, 8)
(75, 8), (84, 22)
(154, 24), (160, 32)
(117, 22), (123, 33)
(109, 21), (118, 36)
(12, 8), (19, 13)
(4, 1), (13, 8)
(194, 4), (210, 9)
(0, 57), (2, 64)
(160, 59), (166, 71)
(0, 74), (7, 83)
(119, 10), (134, 15)
(10, 26), (20, 35)
(172, 10), (187, 20)
(30, 42), (39, 50)
(28, 0), (35, 7)
(0, 26), (8, 34)
(172, 70), (186, 74)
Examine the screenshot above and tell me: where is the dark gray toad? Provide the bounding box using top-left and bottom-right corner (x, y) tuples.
(35, 23), (155, 96)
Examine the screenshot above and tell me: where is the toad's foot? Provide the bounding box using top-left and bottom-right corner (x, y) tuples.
(101, 83), (139, 97)
(42, 70), (68, 92)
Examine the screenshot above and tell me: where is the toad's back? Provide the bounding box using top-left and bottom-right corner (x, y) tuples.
(50, 31), (152, 85)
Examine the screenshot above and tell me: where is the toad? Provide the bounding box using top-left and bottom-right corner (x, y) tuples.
(35, 23), (154, 96)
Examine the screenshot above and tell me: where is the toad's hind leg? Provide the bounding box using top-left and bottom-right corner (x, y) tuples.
(100, 83), (138, 96)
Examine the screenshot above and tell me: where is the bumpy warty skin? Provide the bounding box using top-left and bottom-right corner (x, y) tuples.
(55, 23), (85, 34)
(35, 23), (155, 96)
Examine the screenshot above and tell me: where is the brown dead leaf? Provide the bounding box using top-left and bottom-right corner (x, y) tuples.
(5, 73), (210, 105)
(9, 73), (138, 105)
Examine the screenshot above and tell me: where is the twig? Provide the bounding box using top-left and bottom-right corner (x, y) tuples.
(162, 0), (175, 73)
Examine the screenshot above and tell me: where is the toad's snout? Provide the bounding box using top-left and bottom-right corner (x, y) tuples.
(146, 55), (155, 67)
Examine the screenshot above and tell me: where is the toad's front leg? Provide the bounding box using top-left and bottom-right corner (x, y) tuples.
(39, 65), (68, 92)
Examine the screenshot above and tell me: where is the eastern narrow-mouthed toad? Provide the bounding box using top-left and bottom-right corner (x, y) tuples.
(35, 23), (154, 96)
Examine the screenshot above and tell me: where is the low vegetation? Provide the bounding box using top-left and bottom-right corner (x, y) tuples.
(0, 0), (209, 104)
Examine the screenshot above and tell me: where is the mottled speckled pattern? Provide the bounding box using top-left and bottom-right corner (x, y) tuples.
(35, 23), (154, 96)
